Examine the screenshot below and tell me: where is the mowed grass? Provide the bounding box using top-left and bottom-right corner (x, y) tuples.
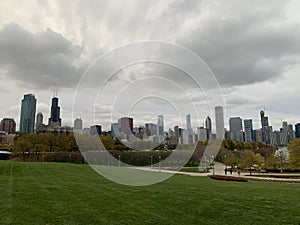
(0, 161), (300, 225)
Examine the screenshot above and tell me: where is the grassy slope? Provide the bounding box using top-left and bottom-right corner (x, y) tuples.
(0, 161), (300, 225)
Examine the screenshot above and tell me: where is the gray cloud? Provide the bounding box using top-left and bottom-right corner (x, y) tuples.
(0, 23), (83, 89)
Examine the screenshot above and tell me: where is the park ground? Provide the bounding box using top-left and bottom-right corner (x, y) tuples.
(0, 161), (300, 225)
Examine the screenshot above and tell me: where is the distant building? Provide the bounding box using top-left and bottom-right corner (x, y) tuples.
(20, 94), (36, 133)
(215, 106), (225, 139)
(253, 129), (263, 142)
(157, 115), (164, 136)
(48, 97), (62, 126)
(74, 118), (83, 130)
(197, 127), (207, 142)
(244, 119), (253, 142)
(271, 131), (281, 146)
(229, 117), (243, 131)
(205, 116), (212, 140)
(36, 112), (43, 133)
(119, 117), (133, 140)
(90, 125), (102, 136)
(280, 122), (289, 145)
(186, 114), (191, 130)
(260, 110), (271, 144)
(295, 123), (300, 138)
(287, 124), (295, 142)
(0, 118), (16, 134)
(145, 123), (157, 136)
(228, 117), (243, 141)
(111, 123), (120, 138)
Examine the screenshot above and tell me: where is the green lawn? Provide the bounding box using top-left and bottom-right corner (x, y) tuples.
(0, 161), (300, 225)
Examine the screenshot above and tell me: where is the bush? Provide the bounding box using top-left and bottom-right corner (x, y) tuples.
(44, 152), (84, 164)
(209, 175), (248, 182)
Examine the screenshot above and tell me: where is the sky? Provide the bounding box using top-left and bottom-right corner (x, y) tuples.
(1, 0), (300, 132)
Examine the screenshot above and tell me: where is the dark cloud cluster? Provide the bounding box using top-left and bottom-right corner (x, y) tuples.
(0, 23), (83, 89)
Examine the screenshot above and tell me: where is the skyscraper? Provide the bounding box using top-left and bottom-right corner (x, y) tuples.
(287, 124), (295, 142)
(186, 114), (193, 143)
(244, 119), (253, 142)
(186, 114), (191, 131)
(48, 97), (62, 126)
(157, 115), (164, 136)
(119, 117), (133, 140)
(229, 117), (243, 131)
(20, 94), (36, 133)
(295, 123), (300, 138)
(260, 110), (269, 127)
(74, 118), (83, 130)
(145, 123), (157, 136)
(90, 125), (102, 136)
(260, 110), (271, 144)
(215, 106), (225, 139)
(36, 112), (44, 132)
(205, 116), (212, 140)
(0, 118), (16, 134)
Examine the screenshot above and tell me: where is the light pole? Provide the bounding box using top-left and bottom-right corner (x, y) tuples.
(159, 156), (161, 172)
(224, 154), (227, 170)
(212, 154), (215, 175)
(150, 155), (153, 167)
(118, 155), (121, 167)
(279, 151), (283, 173)
(204, 155), (207, 171)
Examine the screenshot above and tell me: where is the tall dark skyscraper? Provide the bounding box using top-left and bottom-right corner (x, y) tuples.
(20, 94), (36, 133)
(48, 97), (62, 126)
(244, 119), (253, 142)
(205, 116), (212, 140)
(260, 110), (269, 127)
(295, 123), (300, 138)
(229, 117), (243, 131)
(260, 110), (272, 144)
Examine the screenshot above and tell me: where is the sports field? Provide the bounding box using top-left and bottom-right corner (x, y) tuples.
(0, 161), (299, 225)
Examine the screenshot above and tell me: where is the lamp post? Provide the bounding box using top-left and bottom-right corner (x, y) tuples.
(224, 154), (227, 170)
(279, 151), (283, 173)
(212, 154), (215, 175)
(150, 155), (153, 167)
(204, 155), (207, 171)
(118, 155), (121, 167)
(159, 156), (161, 172)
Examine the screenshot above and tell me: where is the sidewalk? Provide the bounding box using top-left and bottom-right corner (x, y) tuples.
(133, 162), (300, 183)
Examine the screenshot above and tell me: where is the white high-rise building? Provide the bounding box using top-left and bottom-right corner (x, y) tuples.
(157, 115), (164, 136)
(215, 106), (225, 139)
(186, 114), (191, 130)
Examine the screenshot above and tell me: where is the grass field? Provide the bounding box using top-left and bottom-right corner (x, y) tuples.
(0, 161), (300, 225)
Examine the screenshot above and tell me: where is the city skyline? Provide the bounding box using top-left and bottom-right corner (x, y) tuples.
(1, 1), (300, 132)
(3, 93), (300, 136)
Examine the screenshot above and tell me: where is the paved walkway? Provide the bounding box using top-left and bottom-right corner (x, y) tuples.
(133, 162), (300, 183)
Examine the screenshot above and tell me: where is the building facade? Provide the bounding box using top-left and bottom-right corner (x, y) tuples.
(48, 97), (62, 126)
(215, 106), (225, 139)
(74, 118), (83, 130)
(244, 119), (253, 142)
(0, 118), (16, 134)
(20, 94), (36, 133)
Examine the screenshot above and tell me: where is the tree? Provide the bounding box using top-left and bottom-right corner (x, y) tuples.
(288, 138), (300, 169)
(265, 155), (280, 170)
(241, 150), (263, 175)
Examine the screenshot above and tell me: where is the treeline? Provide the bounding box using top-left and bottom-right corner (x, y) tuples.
(11, 133), (288, 169)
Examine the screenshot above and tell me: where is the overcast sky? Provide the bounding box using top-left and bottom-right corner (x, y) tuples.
(1, 0), (300, 132)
